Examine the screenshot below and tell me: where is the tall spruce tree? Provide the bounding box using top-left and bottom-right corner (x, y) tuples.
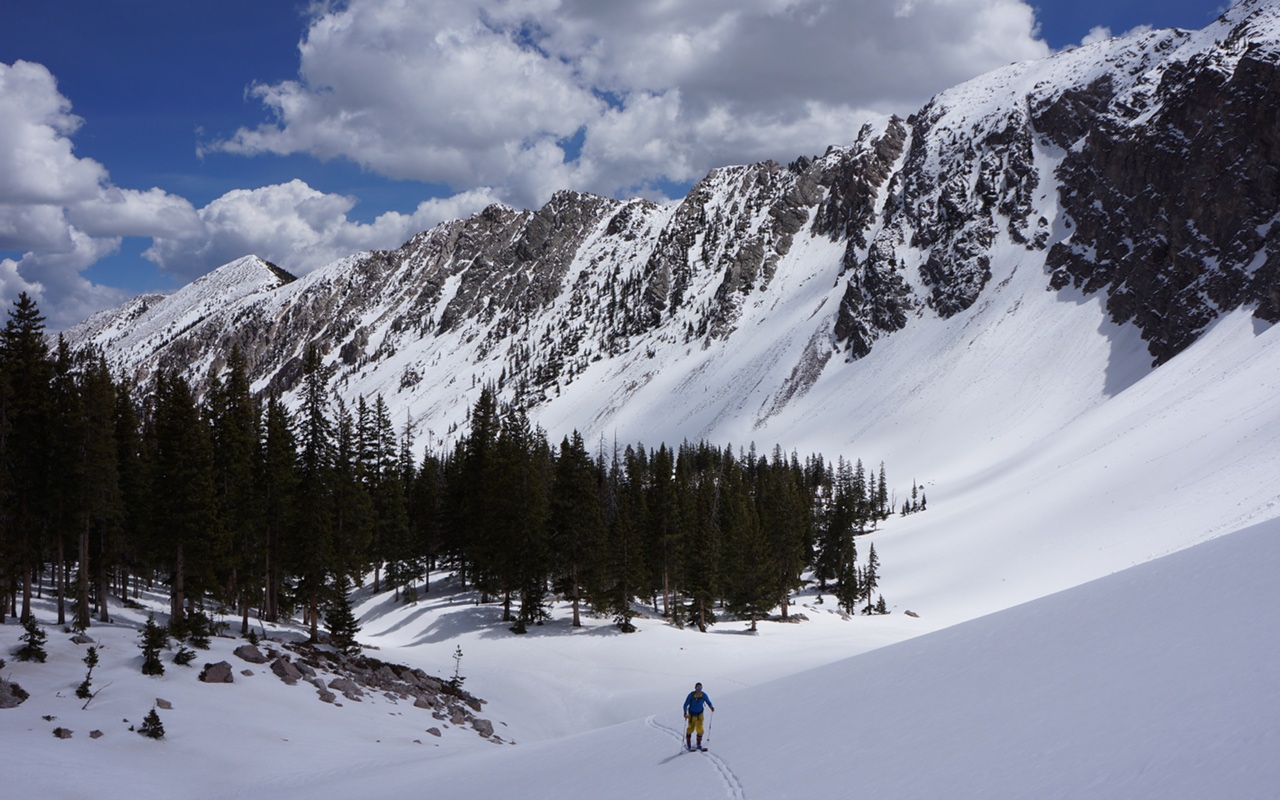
(260, 396), (299, 624)
(0, 293), (55, 622)
(207, 346), (263, 635)
(149, 371), (221, 624)
(549, 431), (603, 628)
(292, 345), (336, 641)
(72, 349), (121, 629)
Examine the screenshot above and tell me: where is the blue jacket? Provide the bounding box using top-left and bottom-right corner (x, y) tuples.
(684, 690), (714, 716)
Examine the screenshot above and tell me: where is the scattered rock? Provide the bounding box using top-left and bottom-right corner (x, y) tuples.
(426, 727), (442, 737)
(271, 657), (303, 685)
(70, 633), (95, 645)
(904, 610), (919, 618)
(53, 727), (73, 739)
(233, 644), (269, 664)
(199, 661), (235, 683)
(155, 698), (173, 710)
(472, 718), (494, 738)
(328, 677), (363, 699)
(317, 689), (337, 704)
(241, 669), (255, 677)
(90, 730), (104, 739)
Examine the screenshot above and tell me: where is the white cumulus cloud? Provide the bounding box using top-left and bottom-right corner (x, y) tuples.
(144, 180), (500, 280)
(213, 0), (1050, 208)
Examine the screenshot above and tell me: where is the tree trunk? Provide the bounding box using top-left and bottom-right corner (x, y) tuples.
(77, 521), (91, 630)
(57, 541), (68, 626)
(571, 562), (581, 628)
(97, 553), (110, 624)
(171, 543), (185, 623)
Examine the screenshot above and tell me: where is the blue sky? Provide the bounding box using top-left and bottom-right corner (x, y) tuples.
(0, 0), (1233, 328)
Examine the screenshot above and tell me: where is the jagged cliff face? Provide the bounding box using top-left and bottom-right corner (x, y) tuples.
(68, 0), (1280, 447)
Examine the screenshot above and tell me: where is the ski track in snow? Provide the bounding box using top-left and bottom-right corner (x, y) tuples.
(647, 715), (748, 800)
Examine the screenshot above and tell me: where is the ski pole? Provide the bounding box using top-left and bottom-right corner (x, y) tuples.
(705, 709), (714, 745)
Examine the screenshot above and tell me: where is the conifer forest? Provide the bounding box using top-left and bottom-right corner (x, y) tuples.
(0, 294), (914, 646)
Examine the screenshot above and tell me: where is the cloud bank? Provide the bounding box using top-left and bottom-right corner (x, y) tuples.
(214, 0), (1049, 206)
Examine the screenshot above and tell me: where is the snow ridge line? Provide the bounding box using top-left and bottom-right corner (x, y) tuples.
(646, 715), (748, 800)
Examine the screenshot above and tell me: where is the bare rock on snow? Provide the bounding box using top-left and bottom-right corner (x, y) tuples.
(271, 657), (303, 685)
(199, 661), (235, 683)
(471, 718), (495, 738)
(233, 644), (269, 664)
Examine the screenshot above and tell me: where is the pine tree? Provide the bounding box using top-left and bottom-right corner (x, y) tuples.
(721, 454), (773, 631)
(139, 614), (168, 675)
(325, 573), (362, 655)
(549, 431), (603, 628)
(137, 707), (165, 739)
(260, 396), (299, 624)
(16, 615), (47, 662)
(149, 371), (222, 624)
(863, 542), (882, 615)
(1, 293), (55, 623)
(76, 645), (99, 700)
(291, 345), (336, 641)
(207, 346), (263, 638)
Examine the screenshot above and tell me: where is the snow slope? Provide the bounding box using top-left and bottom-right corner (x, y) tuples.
(7, 515), (1278, 799)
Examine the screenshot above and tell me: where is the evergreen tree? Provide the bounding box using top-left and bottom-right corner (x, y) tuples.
(493, 406), (551, 632)
(325, 573), (362, 655)
(0, 293), (55, 622)
(549, 431), (603, 628)
(149, 371), (222, 624)
(646, 443), (682, 621)
(291, 345), (336, 641)
(721, 453), (774, 631)
(137, 707), (165, 739)
(77, 351), (122, 629)
(406, 443), (442, 596)
(678, 442), (722, 632)
(16, 615), (47, 662)
(332, 398), (373, 589)
(113, 387), (149, 621)
(139, 614), (168, 675)
(76, 645), (99, 700)
(260, 396), (299, 624)
(863, 541), (882, 615)
(207, 346), (263, 638)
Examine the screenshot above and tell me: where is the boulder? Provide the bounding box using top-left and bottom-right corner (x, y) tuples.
(233, 644), (269, 664)
(472, 718), (494, 738)
(271, 657), (303, 685)
(199, 661), (235, 683)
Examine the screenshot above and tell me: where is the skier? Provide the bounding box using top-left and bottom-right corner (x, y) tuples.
(682, 681), (715, 751)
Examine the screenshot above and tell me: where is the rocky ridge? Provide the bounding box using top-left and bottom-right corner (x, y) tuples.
(66, 0), (1280, 436)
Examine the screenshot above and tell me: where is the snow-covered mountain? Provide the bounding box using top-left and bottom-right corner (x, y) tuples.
(69, 3), (1280, 455)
